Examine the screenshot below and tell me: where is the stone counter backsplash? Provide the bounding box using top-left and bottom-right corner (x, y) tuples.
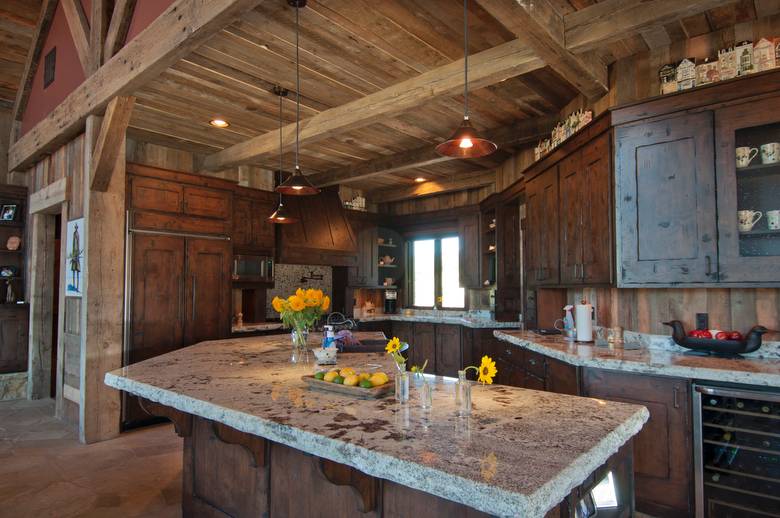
(265, 264), (332, 319)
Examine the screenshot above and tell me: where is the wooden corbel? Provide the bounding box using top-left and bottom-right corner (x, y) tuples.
(138, 397), (192, 437)
(317, 458), (379, 513)
(210, 421), (268, 468)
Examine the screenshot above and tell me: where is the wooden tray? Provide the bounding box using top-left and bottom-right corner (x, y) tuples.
(301, 375), (394, 399)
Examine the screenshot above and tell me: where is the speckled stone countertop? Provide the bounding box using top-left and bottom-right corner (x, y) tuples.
(495, 330), (780, 386)
(231, 322), (284, 334)
(105, 333), (647, 518)
(359, 314), (523, 329)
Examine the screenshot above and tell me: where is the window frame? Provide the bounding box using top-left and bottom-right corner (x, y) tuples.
(406, 233), (466, 310)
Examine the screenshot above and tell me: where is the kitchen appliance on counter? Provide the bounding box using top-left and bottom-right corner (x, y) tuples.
(232, 254), (274, 283)
(384, 289), (398, 314)
(693, 383), (780, 517)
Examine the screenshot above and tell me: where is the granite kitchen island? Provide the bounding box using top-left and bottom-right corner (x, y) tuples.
(105, 333), (649, 518)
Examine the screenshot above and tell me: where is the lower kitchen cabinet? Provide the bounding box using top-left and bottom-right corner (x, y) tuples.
(411, 323), (436, 373)
(434, 324), (461, 377)
(582, 368), (693, 517)
(0, 306), (29, 374)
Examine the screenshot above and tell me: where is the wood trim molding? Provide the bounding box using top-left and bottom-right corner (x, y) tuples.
(211, 421), (267, 467)
(91, 96), (135, 191)
(138, 398), (193, 437)
(317, 458), (379, 513)
(61, 0), (91, 73)
(9, 0), (266, 173)
(29, 177), (69, 214)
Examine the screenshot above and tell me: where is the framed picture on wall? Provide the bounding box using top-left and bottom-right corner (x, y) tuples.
(66, 218), (84, 297)
(1, 204), (18, 221)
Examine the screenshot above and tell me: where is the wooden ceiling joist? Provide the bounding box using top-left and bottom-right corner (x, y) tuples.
(8, 0), (266, 173)
(61, 0), (91, 73)
(309, 115), (557, 187)
(370, 171), (497, 204)
(201, 38), (544, 171)
(91, 96), (135, 191)
(475, 0), (608, 99)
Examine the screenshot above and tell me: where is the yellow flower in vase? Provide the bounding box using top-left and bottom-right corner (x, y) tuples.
(272, 296), (286, 313)
(288, 295), (305, 312)
(321, 295), (330, 311)
(385, 336), (401, 354)
(477, 356), (497, 385)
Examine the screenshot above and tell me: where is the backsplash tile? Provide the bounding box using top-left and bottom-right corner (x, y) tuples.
(266, 264), (332, 319)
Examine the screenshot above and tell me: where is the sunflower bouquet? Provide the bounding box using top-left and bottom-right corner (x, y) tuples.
(385, 336), (407, 371)
(463, 355), (498, 384)
(272, 289), (331, 361)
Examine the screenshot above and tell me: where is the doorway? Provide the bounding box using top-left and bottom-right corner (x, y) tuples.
(50, 214), (61, 398)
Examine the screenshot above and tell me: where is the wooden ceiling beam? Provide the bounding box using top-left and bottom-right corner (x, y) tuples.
(201, 39), (544, 171)
(565, 0), (739, 53)
(103, 0), (137, 64)
(91, 96), (135, 191)
(475, 0), (608, 99)
(9, 0), (266, 173)
(369, 171), (496, 204)
(61, 0), (91, 73)
(309, 115), (557, 187)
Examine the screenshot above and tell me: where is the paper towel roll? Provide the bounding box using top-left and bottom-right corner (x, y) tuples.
(575, 303), (593, 342)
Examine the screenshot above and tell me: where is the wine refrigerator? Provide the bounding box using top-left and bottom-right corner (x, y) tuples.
(693, 384), (780, 517)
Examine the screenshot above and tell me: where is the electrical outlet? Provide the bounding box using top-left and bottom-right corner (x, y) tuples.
(696, 313), (709, 330)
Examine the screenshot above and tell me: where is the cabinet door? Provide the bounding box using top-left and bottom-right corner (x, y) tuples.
(413, 323), (436, 373)
(525, 167), (560, 286)
(232, 197), (253, 248)
(615, 112), (717, 285)
(458, 213), (481, 289)
(183, 186), (231, 220)
(185, 238), (232, 345)
(351, 225), (378, 287)
(0, 308), (28, 373)
(559, 152), (583, 284)
(581, 132), (613, 284)
(544, 357), (579, 395)
(130, 177), (183, 214)
(434, 324), (461, 377)
(251, 197), (277, 251)
(715, 100), (780, 282)
(583, 369), (693, 517)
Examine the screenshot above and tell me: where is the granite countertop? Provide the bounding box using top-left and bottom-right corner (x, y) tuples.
(495, 330), (780, 386)
(105, 333), (647, 518)
(232, 322), (284, 333)
(360, 313), (523, 329)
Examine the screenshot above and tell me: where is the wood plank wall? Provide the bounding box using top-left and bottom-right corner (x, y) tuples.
(380, 184), (495, 216)
(0, 107), (12, 185)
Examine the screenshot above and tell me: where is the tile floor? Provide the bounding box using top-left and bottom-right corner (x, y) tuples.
(0, 399), (182, 518)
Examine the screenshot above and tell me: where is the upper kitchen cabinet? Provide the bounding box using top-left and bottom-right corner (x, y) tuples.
(526, 166), (559, 287)
(457, 211), (481, 289)
(278, 187), (358, 267)
(715, 99), (780, 283)
(615, 112), (718, 285)
(232, 187), (277, 254)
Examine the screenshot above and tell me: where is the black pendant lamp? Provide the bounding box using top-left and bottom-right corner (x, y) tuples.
(268, 86), (297, 224)
(276, 0), (319, 196)
(435, 0), (497, 158)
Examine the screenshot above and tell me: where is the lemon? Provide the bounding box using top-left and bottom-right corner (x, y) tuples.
(359, 379), (373, 389)
(314, 371), (325, 380)
(358, 373), (371, 381)
(375, 372), (389, 384)
(343, 374), (360, 386)
(339, 367), (356, 377)
(369, 373), (388, 387)
(323, 370), (339, 382)
(333, 375), (345, 384)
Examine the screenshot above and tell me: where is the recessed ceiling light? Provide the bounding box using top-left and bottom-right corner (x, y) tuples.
(209, 119), (230, 128)
(415, 177), (426, 183)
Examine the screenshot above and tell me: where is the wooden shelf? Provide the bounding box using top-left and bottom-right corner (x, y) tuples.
(378, 264), (398, 268)
(736, 162), (780, 178)
(0, 249), (23, 254)
(378, 243), (397, 248)
(739, 229), (780, 238)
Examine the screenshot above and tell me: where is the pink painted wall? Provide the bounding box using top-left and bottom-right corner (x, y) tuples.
(20, 0), (175, 135)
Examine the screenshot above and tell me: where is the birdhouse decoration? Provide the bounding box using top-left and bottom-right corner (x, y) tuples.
(696, 58), (720, 86)
(736, 41), (755, 75)
(754, 38), (777, 72)
(718, 47), (738, 80)
(659, 63), (677, 95)
(676, 58), (696, 91)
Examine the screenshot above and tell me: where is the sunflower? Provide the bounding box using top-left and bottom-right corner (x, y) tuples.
(321, 295), (330, 311)
(385, 336), (401, 354)
(477, 355), (497, 385)
(296, 288), (305, 298)
(288, 295), (305, 312)
(272, 296), (286, 313)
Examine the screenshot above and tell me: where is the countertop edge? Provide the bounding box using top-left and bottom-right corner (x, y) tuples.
(493, 331), (780, 386)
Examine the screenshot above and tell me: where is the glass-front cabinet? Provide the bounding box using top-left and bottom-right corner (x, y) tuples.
(716, 100), (780, 283)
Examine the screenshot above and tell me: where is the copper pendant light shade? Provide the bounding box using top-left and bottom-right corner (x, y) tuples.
(276, 166), (320, 195)
(268, 197), (296, 224)
(435, 116), (497, 158)
(436, 0), (496, 159)
(269, 87), (298, 224)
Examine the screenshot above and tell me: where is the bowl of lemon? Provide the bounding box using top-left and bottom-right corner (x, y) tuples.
(302, 366), (393, 398)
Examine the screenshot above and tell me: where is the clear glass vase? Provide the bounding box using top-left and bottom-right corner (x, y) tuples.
(395, 363), (409, 403)
(419, 380), (433, 410)
(290, 327), (309, 364)
(455, 370), (472, 417)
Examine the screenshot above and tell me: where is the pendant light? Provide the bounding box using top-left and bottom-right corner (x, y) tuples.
(268, 86), (297, 224)
(435, 0), (497, 158)
(276, 0), (320, 195)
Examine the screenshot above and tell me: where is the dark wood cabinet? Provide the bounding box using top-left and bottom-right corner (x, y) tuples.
(232, 188), (276, 253)
(0, 306), (29, 373)
(349, 224), (378, 287)
(458, 212), (481, 289)
(184, 238), (232, 346)
(582, 369), (693, 517)
(495, 200), (523, 321)
(412, 323), (436, 373)
(434, 324), (461, 377)
(615, 112), (718, 286)
(525, 166), (559, 286)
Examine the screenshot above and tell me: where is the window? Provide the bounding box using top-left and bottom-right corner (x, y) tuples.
(410, 236), (465, 308)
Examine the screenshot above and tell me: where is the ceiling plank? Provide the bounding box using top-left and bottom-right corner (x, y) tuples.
(370, 171), (497, 203)
(309, 114), (557, 187)
(9, 0), (266, 173)
(103, 0), (136, 63)
(11, 0), (57, 128)
(201, 38), (544, 171)
(475, 0), (608, 99)
(61, 0), (91, 73)
(565, 0), (740, 53)
(91, 96), (135, 191)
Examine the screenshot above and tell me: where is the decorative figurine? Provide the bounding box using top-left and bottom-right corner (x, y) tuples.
(676, 58), (696, 91)
(718, 46), (738, 80)
(754, 38), (777, 72)
(659, 63), (677, 95)
(736, 40), (755, 75)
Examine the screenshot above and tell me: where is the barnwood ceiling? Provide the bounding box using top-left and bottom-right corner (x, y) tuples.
(0, 0), (42, 107)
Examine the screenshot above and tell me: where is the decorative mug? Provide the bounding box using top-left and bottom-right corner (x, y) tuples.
(736, 146), (759, 168)
(768, 210), (780, 230)
(737, 210), (762, 232)
(760, 142), (780, 164)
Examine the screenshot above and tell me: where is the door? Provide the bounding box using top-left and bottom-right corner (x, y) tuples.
(185, 238), (232, 345)
(615, 112), (717, 285)
(525, 167), (559, 286)
(581, 132), (613, 284)
(715, 99), (780, 282)
(559, 152), (583, 284)
(350, 224), (378, 287)
(434, 324), (461, 377)
(583, 369), (693, 517)
(252, 196), (277, 251)
(458, 212), (481, 289)
(412, 323), (436, 373)
(0, 307), (28, 373)
(232, 197), (253, 248)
